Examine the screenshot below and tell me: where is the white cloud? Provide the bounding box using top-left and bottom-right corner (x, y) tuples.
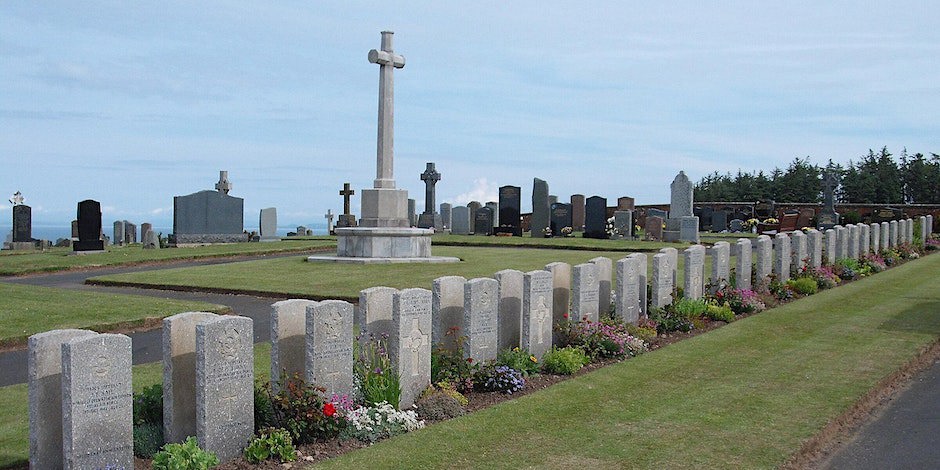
(452, 178), (500, 206)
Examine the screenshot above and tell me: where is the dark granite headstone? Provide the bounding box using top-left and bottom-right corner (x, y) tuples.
(645, 216), (664, 241)
(796, 209), (815, 229)
(530, 179), (550, 238)
(13, 205), (31, 242)
(467, 201), (482, 217)
(474, 207), (494, 236)
(173, 190), (245, 243)
(497, 185), (522, 236)
(711, 211), (728, 232)
(754, 200), (775, 219)
(71, 220), (79, 239)
(583, 196), (609, 239)
(570, 194), (585, 231)
(699, 207), (713, 231)
(617, 197), (635, 210)
(550, 203), (572, 237)
(74, 200), (104, 251)
(647, 208), (668, 219)
(729, 219), (744, 232)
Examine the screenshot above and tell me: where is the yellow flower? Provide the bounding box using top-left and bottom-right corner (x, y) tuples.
(530, 355), (538, 363)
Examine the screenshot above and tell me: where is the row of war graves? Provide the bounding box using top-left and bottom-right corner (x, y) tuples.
(27, 213), (933, 467)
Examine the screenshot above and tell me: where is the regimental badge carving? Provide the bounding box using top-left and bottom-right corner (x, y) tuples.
(480, 286), (492, 311)
(218, 328), (239, 361)
(93, 354), (110, 377)
(322, 309), (343, 342)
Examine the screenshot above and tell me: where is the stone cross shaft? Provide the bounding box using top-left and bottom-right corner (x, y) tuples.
(420, 163), (441, 215)
(339, 183), (355, 215)
(368, 31), (405, 190)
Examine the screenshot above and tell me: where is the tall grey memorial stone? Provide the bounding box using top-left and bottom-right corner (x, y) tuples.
(616, 254), (647, 324)
(432, 276), (466, 350)
(61, 333), (133, 470)
(163, 311), (220, 444)
(408, 199), (416, 227)
(358, 286), (396, 340)
(391, 288), (432, 409)
(306, 300), (354, 398)
(28, 329), (97, 469)
(734, 238), (752, 290)
(927, 215), (934, 235)
(711, 241), (731, 287)
(651, 253), (673, 308)
(522, 270), (554, 359)
(486, 201), (499, 227)
(196, 316), (254, 462)
(774, 233), (791, 282)
(683, 245), (706, 300)
(659, 247), (679, 288)
(451, 206), (471, 235)
(259, 207), (278, 242)
(613, 210), (632, 239)
(417, 163), (443, 230)
(590, 257), (612, 317)
(907, 218), (915, 245)
(531, 178), (550, 237)
(495, 269), (524, 351)
(665, 171), (698, 242)
(464, 278), (499, 362)
(440, 203), (452, 229)
(113, 220), (125, 246)
(571, 263), (600, 322)
(755, 235), (773, 283)
(271, 300), (318, 391)
(125, 221), (137, 244)
(173, 171), (246, 244)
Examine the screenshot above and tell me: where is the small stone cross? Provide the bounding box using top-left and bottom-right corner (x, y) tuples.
(339, 183), (355, 215)
(325, 209), (335, 232)
(9, 191), (23, 206)
(420, 163), (441, 215)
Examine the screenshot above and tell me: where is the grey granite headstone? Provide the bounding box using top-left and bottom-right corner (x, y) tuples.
(173, 189), (245, 243)
(140, 222), (153, 243)
(474, 207), (494, 236)
(927, 215), (934, 235)
(522, 270), (554, 359)
(497, 186), (522, 236)
(451, 206), (471, 235)
(774, 233), (791, 282)
(835, 225), (848, 259)
(196, 315), (254, 462)
(142, 229), (160, 249)
(647, 208), (668, 219)
(590, 256), (612, 317)
(163, 311), (220, 444)
(734, 238), (752, 290)
(880, 221), (890, 250)
(390, 288), (432, 409)
(870, 222), (880, 254)
(463, 278), (499, 362)
(859, 223), (870, 255)
(651, 253), (673, 308)
(407, 198), (417, 227)
(113, 220), (125, 246)
(919, 216), (928, 246)
(907, 218), (915, 245)
(431, 276), (466, 351)
(584, 196), (609, 239)
(467, 201), (482, 218)
(306, 300), (354, 398)
(825, 229), (837, 265)
(806, 229), (822, 269)
(645, 215), (663, 241)
(124, 221), (137, 244)
(729, 218), (744, 233)
(617, 196), (635, 210)
(889, 220), (898, 247)
(755, 235), (773, 283)
(74, 199), (104, 251)
(13, 204), (31, 242)
(71, 219), (79, 239)
(548, 195), (558, 206)
(613, 210), (632, 239)
(495, 269), (524, 351)
(259, 207), (278, 242)
(531, 178), (550, 237)
(485, 202), (499, 227)
(271, 299), (318, 391)
(670, 171), (693, 219)
(847, 224), (860, 259)
(544, 262), (571, 332)
(550, 203), (572, 237)
(683, 245), (706, 300)
(358, 286), (396, 340)
(790, 230), (807, 273)
(616, 254), (645, 324)
(711, 211), (728, 232)
(571, 263), (600, 322)
(440, 203), (452, 229)
(28, 329), (97, 469)
(570, 194), (586, 231)
(659, 247), (678, 288)
(680, 215), (700, 243)
(61, 333), (133, 470)
(711, 241), (731, 287)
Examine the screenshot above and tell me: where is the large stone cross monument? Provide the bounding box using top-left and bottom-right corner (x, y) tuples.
(309, 31), (456, 264)
(417, 162), (443, 230)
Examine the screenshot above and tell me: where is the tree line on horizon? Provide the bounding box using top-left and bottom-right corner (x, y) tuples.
(693, 147), (940, 204)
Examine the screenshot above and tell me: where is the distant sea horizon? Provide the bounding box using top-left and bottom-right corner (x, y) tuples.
(1, 222), (330, 242)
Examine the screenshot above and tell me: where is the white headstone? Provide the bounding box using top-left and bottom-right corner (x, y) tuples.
(391, 288), (432, 409)
(306, 300), (354, 399)
(463, 278), (499, 362)
(522, 270), (554, 359)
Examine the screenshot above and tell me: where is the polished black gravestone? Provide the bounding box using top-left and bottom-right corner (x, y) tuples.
(584, 196), (609, 239)
(550, 203), (572, 237)
(496, 185), (522, 236)
(12, 205), (31, 242)
(474, 207), (494, 236)
(73, 199), (104, 251)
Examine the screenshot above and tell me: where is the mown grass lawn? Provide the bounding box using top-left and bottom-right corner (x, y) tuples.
(313, 253), (940, 469)
(90, 246), (717, 300)
(0, 283), (229, 347)
(0, 239), (335, 276)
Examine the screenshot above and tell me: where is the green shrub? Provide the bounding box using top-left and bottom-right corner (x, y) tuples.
(133, 423), (164, 459)
(541, 346), (589, 375)
(355, 333), (401, 408)
(244, 427), (297, 464)
(625, 322), (658, 343)
(496, 347), (541, 376)
(648, 306), (694, 333)
(704, 303), (735, 322)
(430, 329), (479, 392)
(415, 386), (466, 420)
(133, 384), (163, 426)
(260, 374), (346, 444)
(673, 298), (708, 318)
(254, 380), (275, 431)
(786, 277), (818, 295)
(152, 437), (219, 470)
(842, 210), (861, 224)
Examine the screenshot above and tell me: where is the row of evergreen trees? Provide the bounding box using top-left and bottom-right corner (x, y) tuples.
(693, 147), (940, 204)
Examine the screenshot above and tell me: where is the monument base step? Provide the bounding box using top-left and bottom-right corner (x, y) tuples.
(306, 255), (459, 264)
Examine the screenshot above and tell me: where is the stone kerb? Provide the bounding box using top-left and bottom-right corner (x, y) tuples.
(734, 238), (752, 290)
(495, 269), (524, 351)
(62, 333), (133, 470)
(271, 299), (318, 392)
(28, 329), (97, 469)
(464, 278), (499, 362)
(306, 300), (354, 399)
(683, 245), (706, 300)
(431, 276), (466, 350)
(196, 315), (254, 462)
(522, 270), (554, 359)
(390, 288), (433, 409)
(572, 263), (601, 322)
(773, 233), (791, 282)
(755, 235), (773, 284)
(163, 311), (220, 444)
(589, 257), (613, 317)
(358, 286), (397, 341)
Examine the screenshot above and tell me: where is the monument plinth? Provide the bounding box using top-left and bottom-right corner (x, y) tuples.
(309, 31), (456, 264)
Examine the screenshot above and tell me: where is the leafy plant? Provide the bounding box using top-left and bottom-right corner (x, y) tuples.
(133, 423), (164, 459)
(558, 318), (647, 359)
(260, 373), (346, 444)
(786, 277), (818, 295)
(254, 380), (275, 431)
(415, 385), (466, 420)
(244, 427), (297, 464)
(474, 364), (526, 394)
(704, 303), (735, 322)
(354, 332), (401, 408)
(342, 401), (425, 443)
(133, 383), (163, 426)
(430, 327), (479, 393)
(541, 346), (589, 375)
(495, 347), (541, 377)
(151, 437), (220, 470)
(625, 321), (658, 343)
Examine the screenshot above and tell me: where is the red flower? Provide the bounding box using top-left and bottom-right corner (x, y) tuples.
(563, 313), (569, 319)
(322, 402), (336, 417)
(466, 357), (474, 363)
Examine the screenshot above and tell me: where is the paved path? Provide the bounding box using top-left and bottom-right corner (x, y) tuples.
(0, 252), (309, 387)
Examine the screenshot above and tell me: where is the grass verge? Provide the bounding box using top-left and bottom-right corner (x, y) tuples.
(0, 239), (335, 276)
(0, 283), (230, 348)
(313, 253), (940, 469)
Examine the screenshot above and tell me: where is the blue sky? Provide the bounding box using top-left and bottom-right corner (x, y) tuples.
(2, 1), (938, 231)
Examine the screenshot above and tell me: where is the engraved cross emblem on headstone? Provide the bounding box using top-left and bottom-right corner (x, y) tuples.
(402, 318), (428, 377)
(534, 295), (550, 344)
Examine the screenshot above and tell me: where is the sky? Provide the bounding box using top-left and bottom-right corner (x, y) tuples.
(2, 1), (939, 232)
